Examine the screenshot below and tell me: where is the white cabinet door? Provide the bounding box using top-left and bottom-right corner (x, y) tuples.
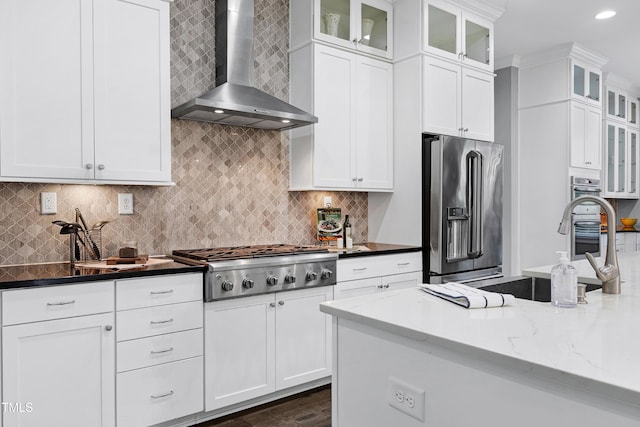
(0, 0), (171, 184)
(0, 0), (94, 180)
(2, 313), (115, 427)
(423, 56), (494, 141)
(93, 0), (171, 183)
(570, 102), (601, 170)
(461, 67), (494, 141)
(204, 294), (276, 411)
(355, 56), (393, 189)
(313, 44), (356, 189)
(423, 56), (461, 136)
(275, 287), (333, 389)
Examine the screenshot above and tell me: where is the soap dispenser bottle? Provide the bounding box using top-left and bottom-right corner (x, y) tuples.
(550, 251), (578, 308)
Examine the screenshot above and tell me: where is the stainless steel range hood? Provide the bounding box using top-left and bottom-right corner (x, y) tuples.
(171, 0), (317, 131)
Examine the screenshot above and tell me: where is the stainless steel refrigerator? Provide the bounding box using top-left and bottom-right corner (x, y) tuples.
(423, 134), (503, 283)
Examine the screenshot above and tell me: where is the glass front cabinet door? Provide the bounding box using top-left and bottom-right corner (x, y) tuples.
(572, 61), (601, 105)
(605, 122), (640, 198)
(423, 0), (493, 72)
(606, 87), (628, 121)
(315, 0), (393, 59)
(628, 97), (639, 128)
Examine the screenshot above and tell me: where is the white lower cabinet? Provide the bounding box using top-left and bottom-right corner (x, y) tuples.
(2, 282), (115, 427)
(116, 357), (203, 427)
(115, 273), (204, 427)
(205, 286), (333, 411)
(335, 252), (423, 299)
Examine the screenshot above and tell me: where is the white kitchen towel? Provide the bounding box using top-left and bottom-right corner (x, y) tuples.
(420, 282), (516, 309)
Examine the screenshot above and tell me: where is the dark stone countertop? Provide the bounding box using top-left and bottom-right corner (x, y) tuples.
(0, 259), (206, 291)
(335, 242), (422, 259)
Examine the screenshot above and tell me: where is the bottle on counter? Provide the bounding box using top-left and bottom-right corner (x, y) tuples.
(550, 251), (577, 308)
(343, 215), (352, 248)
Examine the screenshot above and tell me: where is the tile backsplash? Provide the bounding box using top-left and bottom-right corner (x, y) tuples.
(0, 0), (368, 266)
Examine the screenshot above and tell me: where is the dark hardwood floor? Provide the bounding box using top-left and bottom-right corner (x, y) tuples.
(196, 386), (331, 427)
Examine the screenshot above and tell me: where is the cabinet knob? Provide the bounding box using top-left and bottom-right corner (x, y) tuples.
(270, 302), (276, 308)
(357, 177), (363, 182)
(278, 300), (285, 306)
(105, 325), (113, 331)
(85, 163), (93, 170)
(463, 128), (469, 132)
(97, 164), (105, 170)
(352, 177), (358, 182)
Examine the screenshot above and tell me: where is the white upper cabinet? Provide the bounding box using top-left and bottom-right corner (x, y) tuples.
(606, 85), (628, 122)
(604, 121), (639, 199)
(0, 0), (171, 185)
(571, 60), (602, 105)
(629, 98), (639, 128)
(423, 0), (494, 72)
(423, 55), (494, 141)
(313, 0), (393, 59)
(289, 43), (393, 191)
(570, 101), (601, 170)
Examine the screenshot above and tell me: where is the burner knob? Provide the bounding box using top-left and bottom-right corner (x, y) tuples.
(221, 280), (234, 292)
(242, 278), (255, 289)
(306, 271), (318, 281)
(321, 269), (333, 280)
(284, 273), (296, 284)
(266, 275), (279, 286)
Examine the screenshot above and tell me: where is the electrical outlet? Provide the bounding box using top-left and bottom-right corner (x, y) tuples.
(387, 376), (425, 422)
(118, 193), (134, 215)
(40, 192), (57, 214)
(323, 196), (332, 207)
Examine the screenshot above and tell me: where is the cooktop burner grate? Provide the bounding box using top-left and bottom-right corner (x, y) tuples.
(172, 244), (329, 262)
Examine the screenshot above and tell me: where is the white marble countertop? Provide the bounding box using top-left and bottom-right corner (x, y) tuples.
(521, 250), (640, 285)
(321, 252), (640, 403)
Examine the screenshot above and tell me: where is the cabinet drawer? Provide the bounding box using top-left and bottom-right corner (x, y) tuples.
(338, 257), (383, 281)
(338, 252), (422, 282)
(116, 273), (202, 310)
(378, 252), (422, 276)
(117, 328), (203, 373)
(117, 301), (203, 341)
(2, 281), (114, 325)
(117, 356), (204, 427)
(334, 277), (382, 299)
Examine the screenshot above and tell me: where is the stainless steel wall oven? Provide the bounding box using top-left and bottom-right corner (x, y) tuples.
(571, 177), (601, 260)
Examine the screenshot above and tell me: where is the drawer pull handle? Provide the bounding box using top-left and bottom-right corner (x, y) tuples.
(397, 262), (410, 267)
(150, 347), (174, 355)
(377, 285), (383, 288)
(47, 300), (76, 306)
(150, 318), (174, 325)
(150, 390), (174, 399)
(150, 290), (174, 295)
(353, 267), (368, 272)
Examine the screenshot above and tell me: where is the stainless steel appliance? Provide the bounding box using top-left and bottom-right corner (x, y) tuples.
(570, 177), (602, 260)
(171, 0), (317, 130)
(422, 134), (503, 283)
(171, 244), (337, 301)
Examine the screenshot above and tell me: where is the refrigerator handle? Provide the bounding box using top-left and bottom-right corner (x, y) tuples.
(467, 150), (484, 259)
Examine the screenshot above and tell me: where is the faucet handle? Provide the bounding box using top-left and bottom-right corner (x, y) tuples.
(585, 252), (618, 282)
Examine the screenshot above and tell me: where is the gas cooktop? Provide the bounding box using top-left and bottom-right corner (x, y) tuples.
(172, 244), (329, 262)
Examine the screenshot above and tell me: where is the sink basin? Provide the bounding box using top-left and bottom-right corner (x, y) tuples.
(472, 276), (601, 302)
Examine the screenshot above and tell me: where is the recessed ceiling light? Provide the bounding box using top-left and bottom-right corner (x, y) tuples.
(595, 10), (616, 20)
(214, 109), (224, 114)
(281, 119), (291, 123)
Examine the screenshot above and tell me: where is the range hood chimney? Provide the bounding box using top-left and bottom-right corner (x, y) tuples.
(171, 0), (318, 131)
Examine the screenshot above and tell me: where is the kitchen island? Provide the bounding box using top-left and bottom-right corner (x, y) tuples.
(320, 251), (640, 426)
